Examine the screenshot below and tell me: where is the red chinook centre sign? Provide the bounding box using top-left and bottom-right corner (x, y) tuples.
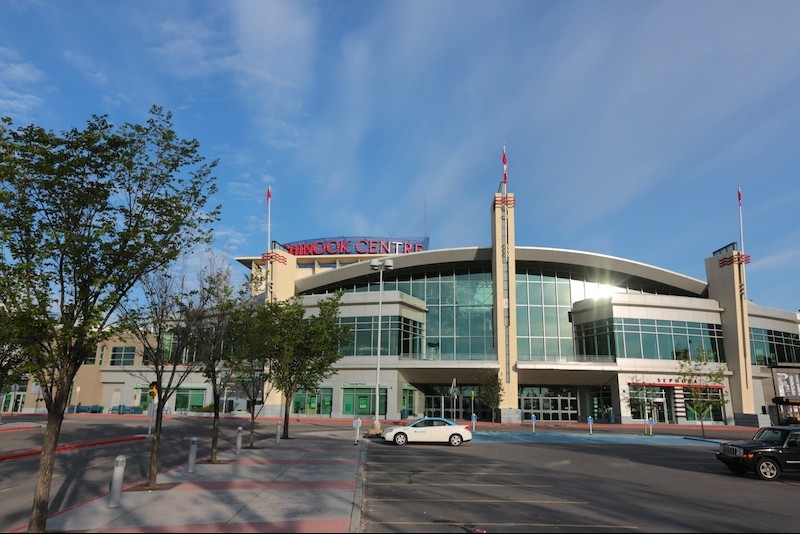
(281, 237), (429, 256)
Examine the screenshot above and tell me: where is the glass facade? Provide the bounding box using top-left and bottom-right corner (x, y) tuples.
(519, 386), (578, 422)
(750, 327), (800, 365)
(342, 386), (386, 416)
(575, 318), (725, 362)
(292, 388), (333, 415)
(515, 268), (675, 362)
(325, 268), (495, 361)
(339, 316), (424, 358)
(628, 385), (673, 422)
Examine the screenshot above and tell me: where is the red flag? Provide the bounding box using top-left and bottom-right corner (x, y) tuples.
(267, 187), (272, 202)
(737, 185), (741, 207)
(502, 145), (508, 183)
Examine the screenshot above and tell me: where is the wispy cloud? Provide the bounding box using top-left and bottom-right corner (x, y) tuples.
(0, 47), (45, 118)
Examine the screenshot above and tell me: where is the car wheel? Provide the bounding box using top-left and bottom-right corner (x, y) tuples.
(393, 433), (407, 445)
(726, 465), (748, 475)
(449, 433), (463, 447)
(755, 458), (780, 480)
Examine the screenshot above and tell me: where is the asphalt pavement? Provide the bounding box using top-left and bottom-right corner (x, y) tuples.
(0, 417), (759, 533)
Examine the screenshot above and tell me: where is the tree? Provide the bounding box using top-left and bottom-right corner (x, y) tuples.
(192, 252), (240, 462)
(0, 107), (218, 532)
(678, 347), (728, 439)
(477, 371), (503, 431)
(227, 298), (275, 447)
(120, 260), (212, 489)
(269, 294), (350, 440)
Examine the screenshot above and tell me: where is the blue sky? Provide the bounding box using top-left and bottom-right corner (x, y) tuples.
(2, 1), (799, 312)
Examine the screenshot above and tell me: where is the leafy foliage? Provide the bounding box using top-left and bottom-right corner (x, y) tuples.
(678, 347), (728, 438)
(477, 371), (504, 429)
(0, 107), (219, 530)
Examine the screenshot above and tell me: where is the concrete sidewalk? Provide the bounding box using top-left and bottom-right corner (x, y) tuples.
(30, 430), (365, 533)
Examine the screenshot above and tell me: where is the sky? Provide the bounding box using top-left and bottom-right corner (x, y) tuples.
(2, 1), (799, 313)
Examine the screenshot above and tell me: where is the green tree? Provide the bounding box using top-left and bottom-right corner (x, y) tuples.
(477, 371), (504, 431)
(0, 107), (218, 532)
(192, 252), (241, 462)
(225, 294), (275, 448)
(269, 294), (350, 439)
(678, 347), (728, 439)
(120, 260), (212, 489)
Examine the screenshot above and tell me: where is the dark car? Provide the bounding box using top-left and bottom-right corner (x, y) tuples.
(716, 425), (800, 480)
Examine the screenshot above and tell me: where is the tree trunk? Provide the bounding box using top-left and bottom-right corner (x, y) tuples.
(249, 408), (256, 448)
(147, 405), (164, 489)
(282, 396), (291, 439)
(210, 389), (220, 462)
(27, 410), (65, 532)
(700, 407), (707, 439)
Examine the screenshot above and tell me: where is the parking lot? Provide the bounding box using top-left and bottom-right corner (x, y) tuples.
(361, 431), (800, 533)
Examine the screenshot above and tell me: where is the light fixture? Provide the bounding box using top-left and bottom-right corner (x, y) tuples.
(370, 258), (393, 431)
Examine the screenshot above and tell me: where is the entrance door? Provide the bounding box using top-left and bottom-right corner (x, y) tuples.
(651, 399), (667, 423)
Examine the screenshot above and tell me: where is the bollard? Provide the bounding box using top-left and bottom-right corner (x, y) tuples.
(276, 423), (282, 443)
(107, 455), (126, 508)
(236, 426), (243, 455)
(186, 437), (198, 474)
(353, 417), (362, 445)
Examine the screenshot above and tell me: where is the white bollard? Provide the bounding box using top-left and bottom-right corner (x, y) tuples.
(276, 423), (282, 443)
(107, 455), (126, 508)
(236, 426), (243, 455)
(186, 437), (198, 474)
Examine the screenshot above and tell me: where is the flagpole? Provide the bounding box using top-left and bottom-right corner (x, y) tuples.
(738, 184), (747, 300)
(267, 187), (272, 302)
(267, 187), (272, 254)
(738, 184), (745, 256)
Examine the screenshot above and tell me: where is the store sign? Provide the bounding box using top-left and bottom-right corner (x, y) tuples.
(282, 236), (429, 256)
(776, 372), (800, 397)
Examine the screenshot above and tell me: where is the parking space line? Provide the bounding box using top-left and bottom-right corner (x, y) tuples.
(368, 521), (639, 530)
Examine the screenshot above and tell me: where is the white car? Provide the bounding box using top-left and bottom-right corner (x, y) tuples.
(381, 417), (472, 446)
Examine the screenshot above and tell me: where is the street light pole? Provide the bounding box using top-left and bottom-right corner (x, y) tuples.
(371, 258), (393, 432)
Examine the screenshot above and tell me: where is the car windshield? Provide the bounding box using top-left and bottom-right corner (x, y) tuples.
(753, 428), (785, 445)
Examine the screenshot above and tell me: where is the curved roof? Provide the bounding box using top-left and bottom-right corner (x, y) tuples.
(516, 246), (707, 295)
(294, 246), (708, 296)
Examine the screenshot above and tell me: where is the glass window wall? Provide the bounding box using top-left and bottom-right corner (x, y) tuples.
(575, 318), (725, 362)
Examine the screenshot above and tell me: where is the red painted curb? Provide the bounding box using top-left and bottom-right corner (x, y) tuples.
(0, 435), (148, 462)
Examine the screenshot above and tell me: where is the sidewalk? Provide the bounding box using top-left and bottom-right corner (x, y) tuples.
(24, 430), (365, 533)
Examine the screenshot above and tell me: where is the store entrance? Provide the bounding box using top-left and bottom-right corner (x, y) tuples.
(650, 398), (668, 423)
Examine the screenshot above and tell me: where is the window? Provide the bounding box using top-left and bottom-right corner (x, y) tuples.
(174, 388), (206, 411)
(110, 346), (136, 366)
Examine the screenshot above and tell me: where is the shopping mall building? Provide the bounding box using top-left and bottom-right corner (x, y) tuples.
(4, 182), (799, 426)
(232, 182), (800, 427)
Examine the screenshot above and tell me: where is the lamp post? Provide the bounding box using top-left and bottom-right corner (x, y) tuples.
(370, 258), (393, 432)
